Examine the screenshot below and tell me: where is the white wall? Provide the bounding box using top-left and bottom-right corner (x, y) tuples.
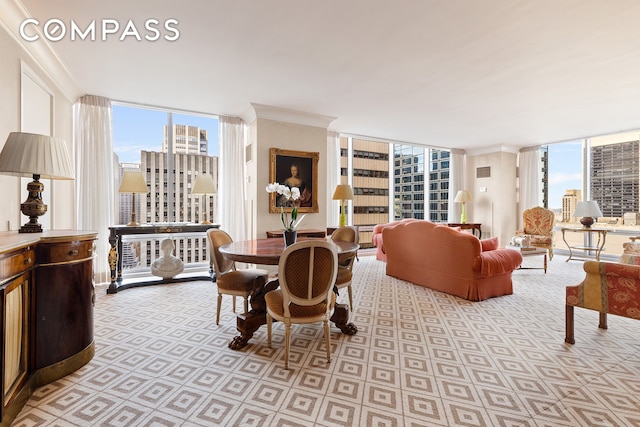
(0, 20), (76, 231)
(466, 151), (518, 245)
(255, 118), (328, 237)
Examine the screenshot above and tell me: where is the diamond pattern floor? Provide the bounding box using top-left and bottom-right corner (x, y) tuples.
(12, 254), (640, 426)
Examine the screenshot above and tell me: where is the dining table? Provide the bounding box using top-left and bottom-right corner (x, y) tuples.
(219, 237), (360, 349)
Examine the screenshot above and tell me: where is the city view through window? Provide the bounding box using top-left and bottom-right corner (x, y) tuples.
(546, 131), (640, 260)
(112, 104), (218, 273)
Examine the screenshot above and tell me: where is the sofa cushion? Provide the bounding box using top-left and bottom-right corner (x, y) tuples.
(480, 237), (499, 252)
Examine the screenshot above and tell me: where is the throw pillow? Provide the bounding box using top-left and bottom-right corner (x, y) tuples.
(481, 237), (499, 252)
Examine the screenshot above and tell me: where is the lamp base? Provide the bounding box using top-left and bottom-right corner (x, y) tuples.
(19, 175), (47, 233)
(580, 217), (595, 228)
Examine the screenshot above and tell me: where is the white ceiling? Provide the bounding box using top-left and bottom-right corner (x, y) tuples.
(13, 0), (640, 151)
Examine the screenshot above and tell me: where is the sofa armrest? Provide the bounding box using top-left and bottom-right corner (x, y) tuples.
(476, 249), (523, 276)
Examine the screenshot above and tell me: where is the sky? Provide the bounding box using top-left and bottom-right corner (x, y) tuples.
(547, 141), (583, 210)
(112, 104), (219, 164)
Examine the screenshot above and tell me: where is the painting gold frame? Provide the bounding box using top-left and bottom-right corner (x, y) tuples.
(269, 148), (319, 214)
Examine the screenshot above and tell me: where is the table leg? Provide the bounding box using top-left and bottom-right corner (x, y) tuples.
(107, 232), (119, 294)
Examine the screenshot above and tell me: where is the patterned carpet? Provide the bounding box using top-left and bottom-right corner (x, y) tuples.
(12, 254), (640, 426)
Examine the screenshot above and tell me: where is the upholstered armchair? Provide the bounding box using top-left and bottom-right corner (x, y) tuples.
(620, 236), (640, 265)
(565, 261), (640, 344)
(515, 206), (555, 260)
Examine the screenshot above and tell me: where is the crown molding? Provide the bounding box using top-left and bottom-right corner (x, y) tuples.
(240, 103), (337, 129)
(0, 0), (81, 103)
(465, 144), (521, 156)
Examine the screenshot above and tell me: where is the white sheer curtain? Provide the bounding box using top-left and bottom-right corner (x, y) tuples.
(447, 149), (466, 222)
(518, 145), (542, 228)
(74, 95), (114, 284)
(326, 130), (341, 227)
(218, 116), (246, 241)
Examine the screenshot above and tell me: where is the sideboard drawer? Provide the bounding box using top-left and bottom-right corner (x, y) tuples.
(36, 240), (95, 264)
(0, 247), (35, 282)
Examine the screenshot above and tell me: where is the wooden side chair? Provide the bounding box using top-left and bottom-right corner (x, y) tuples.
(330, 226), (359, 310)
(265, 240), (338, 369)
(207, 229), (268, 325)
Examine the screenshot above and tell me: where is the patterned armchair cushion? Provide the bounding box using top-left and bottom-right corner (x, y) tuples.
(566, 261), (640, 320)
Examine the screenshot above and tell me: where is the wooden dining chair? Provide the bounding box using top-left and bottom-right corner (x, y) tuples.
(265, 240), (338, 369)
(207, 229), (269, 325)
(330, 226), (359, 310)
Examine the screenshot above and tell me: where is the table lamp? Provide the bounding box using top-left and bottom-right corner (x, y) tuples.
(119, 171), (148, 226)
(191, 173), (216, 224)
(0, 132), (75, 233)
(332, 184), (354, 227)
(454, 190), (472, 224)
(573, 200), (602, 228)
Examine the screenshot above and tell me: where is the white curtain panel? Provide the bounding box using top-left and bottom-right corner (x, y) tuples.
(218, 116), (246, 241)
(447, 149), (466, 222)
(518, 145), (542, 228)
(73, 95), (115, 284)
(326, 130), (341, 227)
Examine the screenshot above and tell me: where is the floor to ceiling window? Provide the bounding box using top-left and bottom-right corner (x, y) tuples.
(112, 104), (218, 271)
(545, 130), (640, 259)
(339, 136), (450, 247)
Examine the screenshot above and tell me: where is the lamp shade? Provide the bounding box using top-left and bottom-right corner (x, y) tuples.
(454, 190), (472, 203)
(191, 174), (216, 194)
(573, 201), (602, 218)
(332, 184), (354, 200)
(0, 132), (74, 179)
(118, 171), (148, 193)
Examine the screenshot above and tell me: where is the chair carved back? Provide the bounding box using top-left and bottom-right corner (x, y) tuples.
(522, 206), (554, 236)
(206, 229), (236, 276)
(278, 241), (338, 318)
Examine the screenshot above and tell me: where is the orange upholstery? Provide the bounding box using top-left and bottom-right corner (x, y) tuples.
(372, 218), (419, 261)
(383, 221), (522, 301)
(516, 206), (555, 259)
(565, 261), (640, 344)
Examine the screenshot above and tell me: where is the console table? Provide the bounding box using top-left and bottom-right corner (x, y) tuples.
(0, 230), (97, 426)
(107, 223), (219, 294)
(561, 227), (607, 261)
(446, 223), (482, 238)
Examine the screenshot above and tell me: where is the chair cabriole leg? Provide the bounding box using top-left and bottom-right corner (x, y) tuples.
(565, 305), (575, 344)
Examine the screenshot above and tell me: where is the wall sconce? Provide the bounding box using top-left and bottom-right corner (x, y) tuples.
(0, 132), (75, 233)
(118, 171), (148, 226)
(573, 200), (602, 228)
(454, 190), (473, 224)
(191, 173), (216, 224)
(332, 184), (354, 227)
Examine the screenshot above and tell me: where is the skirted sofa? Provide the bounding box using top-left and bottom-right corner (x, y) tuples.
(383, 220), (523, 301)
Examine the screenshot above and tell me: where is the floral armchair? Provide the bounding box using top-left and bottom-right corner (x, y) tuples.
(565, 261), (640, 344)
(620, 236), (640, 265)
(515, 206), (555, 260)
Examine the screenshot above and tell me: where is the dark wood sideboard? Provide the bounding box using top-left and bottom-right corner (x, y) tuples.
(0, 230), (97, 426)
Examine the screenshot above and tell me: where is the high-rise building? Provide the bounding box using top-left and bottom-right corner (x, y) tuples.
(590, 138), (640, 218)
(426, 148), (450, 222)
(394, 145), (427, 220)
(141, 150), (218, 265)
(163, 124), (208, 154)
(562, 189), (582, 222)
(339, 137), (390, 248)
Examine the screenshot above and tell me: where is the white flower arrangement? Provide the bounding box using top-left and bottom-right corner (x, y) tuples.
(266, 182), (306, 232)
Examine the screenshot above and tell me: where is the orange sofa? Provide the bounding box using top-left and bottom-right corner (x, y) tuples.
(383, 221), (523, 301)
(372, 218), (419, 261)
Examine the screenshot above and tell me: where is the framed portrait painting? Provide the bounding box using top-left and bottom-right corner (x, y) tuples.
(269, 148), (319, 214)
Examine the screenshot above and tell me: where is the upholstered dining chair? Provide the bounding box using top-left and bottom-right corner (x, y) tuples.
(515, 206), (555, 260)
(265, 240), (338, 369)
(330, 226), (359, 310)
(207, 229), (269, 325)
